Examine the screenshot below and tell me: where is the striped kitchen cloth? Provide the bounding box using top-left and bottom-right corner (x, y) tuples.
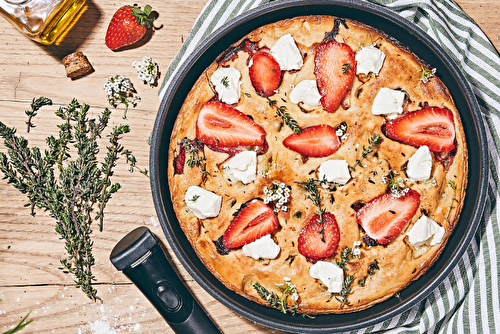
(158, 0), (500, 333)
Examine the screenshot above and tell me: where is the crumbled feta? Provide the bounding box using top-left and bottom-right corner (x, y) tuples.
(242, 234), (280, 260)
(407, 146), (433, 181)
(289, 80), (321, 110)
(318, 159), (351, 185)
(210, 67), (242, 104)
(270, 34), (303, 71)
(184, 186), (222, 219)
(407, 215), (445, 247)
(355, 45), (386, 75)
(223, 151), (257, 184)
(371, 87), (406, 116)
(309, 261), (344, 293)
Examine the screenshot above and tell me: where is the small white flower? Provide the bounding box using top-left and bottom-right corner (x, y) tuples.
(132, 56), (160, 87)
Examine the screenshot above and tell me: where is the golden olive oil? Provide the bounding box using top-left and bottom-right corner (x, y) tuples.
(0, 0), (86, 45)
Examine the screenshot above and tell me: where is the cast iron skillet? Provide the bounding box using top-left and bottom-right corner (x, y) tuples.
(150, 0), (489, 332)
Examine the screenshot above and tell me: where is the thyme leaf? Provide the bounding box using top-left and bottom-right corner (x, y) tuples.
(266, 97), (301, 134)
(25, 96), (52, 133)
(342, 63), (352, 75)
(221, 76), (229, 88)
(353, 133), (382, 169)
(335, 274), (354, 307)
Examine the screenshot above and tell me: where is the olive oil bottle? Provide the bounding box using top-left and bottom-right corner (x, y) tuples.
(0, 0), (86, 45)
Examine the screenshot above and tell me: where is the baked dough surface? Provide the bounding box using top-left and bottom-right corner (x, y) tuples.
(167, 15), (467, 314)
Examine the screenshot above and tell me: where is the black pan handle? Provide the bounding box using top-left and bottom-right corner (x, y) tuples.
(110, 226), (221, 334)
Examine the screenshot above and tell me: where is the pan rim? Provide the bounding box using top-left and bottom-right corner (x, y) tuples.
(150, 0), (489, 332)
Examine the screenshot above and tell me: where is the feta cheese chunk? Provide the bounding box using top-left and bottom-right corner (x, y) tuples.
(309, 261), (344, 293)
(372, 87), (406, 116)
(210, 67), (242, 104)
(223, 151), (257, 184)
(184, 186), (222, 219)
(242, 234), (280, 260)
(289, 80), (321, 110)
(407, 215), (445, 247)
(270, 34), (303, 71)
(355, 45), (386, 75)
(407, 145), (433, 181)
(318, 159), (351, 185)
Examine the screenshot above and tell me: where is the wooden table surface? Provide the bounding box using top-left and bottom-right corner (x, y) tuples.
(0, 1), (498, 333)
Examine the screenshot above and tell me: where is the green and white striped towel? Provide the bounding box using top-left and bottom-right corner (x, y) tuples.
(159, 1), (500, 333)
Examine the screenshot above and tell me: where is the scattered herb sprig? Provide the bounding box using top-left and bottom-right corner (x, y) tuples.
(342, 63), (352, 75)
(24, 96), (52, 133)
(253, 280), (299, 315)
(353, 133), (382, 169)
(0, 98), (145, 301)
(446, 180), (458, 221)
(335, 274), (354, 307)
(2, 310), (33, 334)
(419, 65), (436, 83)
(266, 97), (301, 134)
(335, 246), (351, 270)
(296, 178), (327, 240)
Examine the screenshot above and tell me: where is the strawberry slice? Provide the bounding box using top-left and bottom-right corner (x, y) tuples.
(383, 107), (456, 152)
(298, 212), (340, 262)
(356, 189), (420, 245)
(196, 101), (267, 152)
(249, 50), (282, 96)
(283, 124), (340, 157)
(315, 40), (356, 112)
(223, 200), (279, 249)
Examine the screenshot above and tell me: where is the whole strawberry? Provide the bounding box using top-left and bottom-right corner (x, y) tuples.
(105, 4), (155, 50)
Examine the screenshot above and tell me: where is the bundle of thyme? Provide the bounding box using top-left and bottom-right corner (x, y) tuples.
(0, 98), (145, 301)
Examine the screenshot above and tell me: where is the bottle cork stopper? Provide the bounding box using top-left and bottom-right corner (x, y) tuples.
(62, 52), (93, 78)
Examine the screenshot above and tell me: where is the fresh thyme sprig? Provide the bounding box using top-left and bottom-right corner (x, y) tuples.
(0, 98), (143, 301)
(296, 178), (328, 240)
(122, 149), (149, 177)
(342, 63), (352, 75)
(221, 76), (229, 88)
(419, 65), (436, 83)
(266, 97), (301, 134)
(335, 246), (351, 270)
(253, 280), (299, 315)
(2, 310), (33, 334)
(181, 138), (205, 168)
(335, 274), (354, 307)
(446, 180), (458, 222)
(353, 133), (382, 169)
(297, 178), (322, 207)
(24, 96), (52, 133)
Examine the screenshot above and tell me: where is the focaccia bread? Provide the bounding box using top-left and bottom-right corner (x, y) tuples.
(167, 15), (467, 314)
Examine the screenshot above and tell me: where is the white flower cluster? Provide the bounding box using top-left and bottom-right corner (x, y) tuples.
(381, 171), (410, 198)
(279, 277), (299, 301)
(336, 123), (349, 141)
(132, 56), (159, 86)
(103, 75), (141, 118)
(351, 240), (361, 258)
(263, 181), (290, 213)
